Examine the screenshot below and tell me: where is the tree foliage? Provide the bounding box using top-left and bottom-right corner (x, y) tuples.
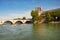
(22, 17), (26, 20)
(45, 10), (60, 22)
(31, 10), (38, 21)
(45, 11), (52, 21)
(31, 10), (43, 21)
(31, 9), (60, 22)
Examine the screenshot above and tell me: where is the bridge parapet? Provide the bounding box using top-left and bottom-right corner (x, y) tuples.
(0, 19), (32, 25)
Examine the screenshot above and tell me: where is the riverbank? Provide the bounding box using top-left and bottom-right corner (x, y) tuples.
(34, 21), (60, 24)
(49, 21), (60, 23)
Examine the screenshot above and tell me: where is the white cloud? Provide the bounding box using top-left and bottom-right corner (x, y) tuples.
(0, 10), (32, 20)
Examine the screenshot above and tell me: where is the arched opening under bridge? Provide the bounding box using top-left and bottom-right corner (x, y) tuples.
(25, 21), (33, 24)
(3, 21), (13, 25)
(15, 21), (23, 25)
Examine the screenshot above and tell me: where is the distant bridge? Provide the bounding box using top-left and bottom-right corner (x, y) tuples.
(0, 19), (33, 25)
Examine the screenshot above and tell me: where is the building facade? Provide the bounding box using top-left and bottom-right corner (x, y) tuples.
(35, 7), (43, 16)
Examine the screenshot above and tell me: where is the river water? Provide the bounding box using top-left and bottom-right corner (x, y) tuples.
(0, 23), (60, 40)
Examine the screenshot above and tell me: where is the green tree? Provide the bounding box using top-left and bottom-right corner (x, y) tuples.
(31, 10), (38, 21)
(38, 15), (43, 21)
(45, 10), (60, 22)
(45, 11), (52, 22)
(22, 17), (26, 20)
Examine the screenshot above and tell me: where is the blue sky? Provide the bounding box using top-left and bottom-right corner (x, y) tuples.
(0, 0), (60, 19)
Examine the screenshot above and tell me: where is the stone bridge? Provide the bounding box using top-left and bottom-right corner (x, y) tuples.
(0, 19), (33, 25)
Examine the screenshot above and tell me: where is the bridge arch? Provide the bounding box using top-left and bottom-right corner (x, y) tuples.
(15, 21), (23, 24)
(25, 21), (33, 24)
(3, 21), (13, 25)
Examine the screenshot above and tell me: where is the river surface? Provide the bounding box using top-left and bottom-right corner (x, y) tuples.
(0, 23), (60, 40)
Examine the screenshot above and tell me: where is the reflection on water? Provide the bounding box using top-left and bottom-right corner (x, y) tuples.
(0, 23), (60, 40)
(33, 23), (60, 40)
